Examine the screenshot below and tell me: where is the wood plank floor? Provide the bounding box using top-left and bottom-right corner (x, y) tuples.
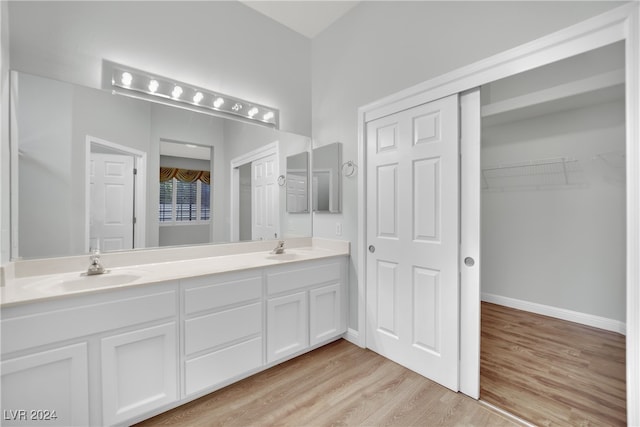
(136, 339), (519, 426)
(480, 302), (626, 426)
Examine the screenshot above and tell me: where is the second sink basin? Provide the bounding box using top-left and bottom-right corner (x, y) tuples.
(265, 253), (301, 261)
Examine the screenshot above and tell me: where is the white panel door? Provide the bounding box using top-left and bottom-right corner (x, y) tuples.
(252, 153), (279, 240)
(366, 94), (460, 391)
(90, 153), (134, 251)
(286, 173), (308, 213)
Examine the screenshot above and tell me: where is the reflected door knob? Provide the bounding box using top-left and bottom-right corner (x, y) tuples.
(464, 257), (475, 267)
(368, 245), (375, 253)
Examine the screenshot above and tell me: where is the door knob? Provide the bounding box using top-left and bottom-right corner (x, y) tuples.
(368, 245), (375, 253)
(464, 257), (475, 267)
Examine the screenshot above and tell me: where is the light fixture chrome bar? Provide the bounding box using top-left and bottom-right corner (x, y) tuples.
(102, 60), (279, 128)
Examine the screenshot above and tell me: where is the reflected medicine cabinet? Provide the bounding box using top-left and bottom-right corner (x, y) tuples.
(312, 142), (342, 213)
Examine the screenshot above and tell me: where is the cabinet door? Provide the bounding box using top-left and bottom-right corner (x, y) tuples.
(267, 292), (308, 363)
(1, 343), (89, 426)
(101, 322), (177, 426)
(309, 283), (344, 346)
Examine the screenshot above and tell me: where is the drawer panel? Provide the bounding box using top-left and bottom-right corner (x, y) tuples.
(185, 337), (263, 396)
(2, 290), (177, 354)
(184, 276), (262, 314)
(185, 303), (262, 356)
(266, 261), (342, 295)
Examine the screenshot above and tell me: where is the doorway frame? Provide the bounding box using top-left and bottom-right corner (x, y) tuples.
(229, 141), (280, 242)
(85, 135), (147, 253)
(356, 3), (639, 424)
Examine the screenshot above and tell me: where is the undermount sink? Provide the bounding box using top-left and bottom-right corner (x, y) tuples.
(265, 253), (301, 261)
(25, 271), (142, 294)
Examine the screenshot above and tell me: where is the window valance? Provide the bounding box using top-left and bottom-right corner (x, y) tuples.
(160, 167), (210, 184)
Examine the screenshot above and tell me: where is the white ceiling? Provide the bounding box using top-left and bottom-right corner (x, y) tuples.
(239, 1), (360, 39)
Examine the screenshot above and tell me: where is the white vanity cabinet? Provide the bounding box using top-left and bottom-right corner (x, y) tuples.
(1, 343), (89, 426)
(0, 281), (179, 427)
(182, 271), (263, 397)
(101, 322), (178, 426)
(266, 258), (346, 363)
(1, 250), (348, 426)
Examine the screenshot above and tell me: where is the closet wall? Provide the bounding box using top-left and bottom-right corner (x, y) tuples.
(480, 43), (626, 326)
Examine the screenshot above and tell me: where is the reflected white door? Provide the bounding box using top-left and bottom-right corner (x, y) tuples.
(252, 153), (279, 240)
(90, 153), (134, 251)
(286, 172), (308, 213)
(366, 94), (460, 391)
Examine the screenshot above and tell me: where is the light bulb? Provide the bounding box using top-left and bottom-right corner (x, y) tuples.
(172, 85), (183, 98)
(213, 97), (224, 108)
(121, 72), (133, 86)
(248, 107), (259, 118)
(193, 91), (204, 104)
(148, 79), (159, 93)
(263, 111), (274, 121)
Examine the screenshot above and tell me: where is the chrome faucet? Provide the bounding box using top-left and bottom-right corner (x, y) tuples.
(87, 248), (106, 275)
(272, 240), (285, 254)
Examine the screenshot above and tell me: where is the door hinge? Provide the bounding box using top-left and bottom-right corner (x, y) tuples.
(133, 168), (138, 175)
(133, 217), (137, 224)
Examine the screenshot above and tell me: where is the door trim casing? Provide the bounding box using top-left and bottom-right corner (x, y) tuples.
(356, 3), (639, 423)
(229, 141), (280, 242)
(85, 135), (147, 253)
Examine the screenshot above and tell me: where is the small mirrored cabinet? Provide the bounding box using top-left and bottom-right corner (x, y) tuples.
(312, 142), (342, 213)
(286, 151), (310, 213)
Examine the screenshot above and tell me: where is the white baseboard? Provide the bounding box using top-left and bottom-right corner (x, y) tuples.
(481, 293), (626, 335)
(345, 328), (363, 347)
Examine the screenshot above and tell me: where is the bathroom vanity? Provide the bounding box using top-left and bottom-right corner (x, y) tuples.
(0, 238), (349, 426)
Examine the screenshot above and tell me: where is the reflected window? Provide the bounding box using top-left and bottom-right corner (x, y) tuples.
(159, 167), (211, 223)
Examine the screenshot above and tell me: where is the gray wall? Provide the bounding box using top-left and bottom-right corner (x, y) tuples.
(310, 1), (623, 330)
(7, 1), (311, 136)
(1, 1), (10, 265)
(223, 119), (312, 241)
(481, 100), (626, 322)
(2, 1), (625, 325)
(15, 73), (151, 258)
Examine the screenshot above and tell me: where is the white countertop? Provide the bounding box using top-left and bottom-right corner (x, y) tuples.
(1, 239), (349, 307)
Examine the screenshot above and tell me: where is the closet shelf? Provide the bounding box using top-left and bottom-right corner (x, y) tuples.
(482, 69), (624, 127)
(482, 157), (586, 191)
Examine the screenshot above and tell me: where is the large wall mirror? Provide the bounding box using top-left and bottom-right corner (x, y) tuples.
(11, 71), (312, 260)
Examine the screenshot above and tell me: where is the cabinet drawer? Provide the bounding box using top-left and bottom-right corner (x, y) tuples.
(2, 290), (177, 355)
(185, 303), (262, 356)
(266, 261), (342, 295)
(185, 337), (262, 396)
(184, 275), (262, 314)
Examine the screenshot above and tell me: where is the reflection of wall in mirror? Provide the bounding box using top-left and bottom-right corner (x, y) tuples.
(312, 172), (332, 212)
(239, 163), (252, 241)
(286, 151), (309, 214)
(312, 142), (341, 213)
(16, 72), (151, 258)
(150, 105), (224, 246)
(14, 72), (230, 258)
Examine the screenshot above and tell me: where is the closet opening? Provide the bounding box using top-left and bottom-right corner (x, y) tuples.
(478, 41), (626, 426)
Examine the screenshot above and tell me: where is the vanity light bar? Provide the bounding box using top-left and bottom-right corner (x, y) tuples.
(107, 62), (279, 127)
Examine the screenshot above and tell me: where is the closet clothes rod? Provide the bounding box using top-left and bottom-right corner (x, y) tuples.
(481, 157), (583, 190)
